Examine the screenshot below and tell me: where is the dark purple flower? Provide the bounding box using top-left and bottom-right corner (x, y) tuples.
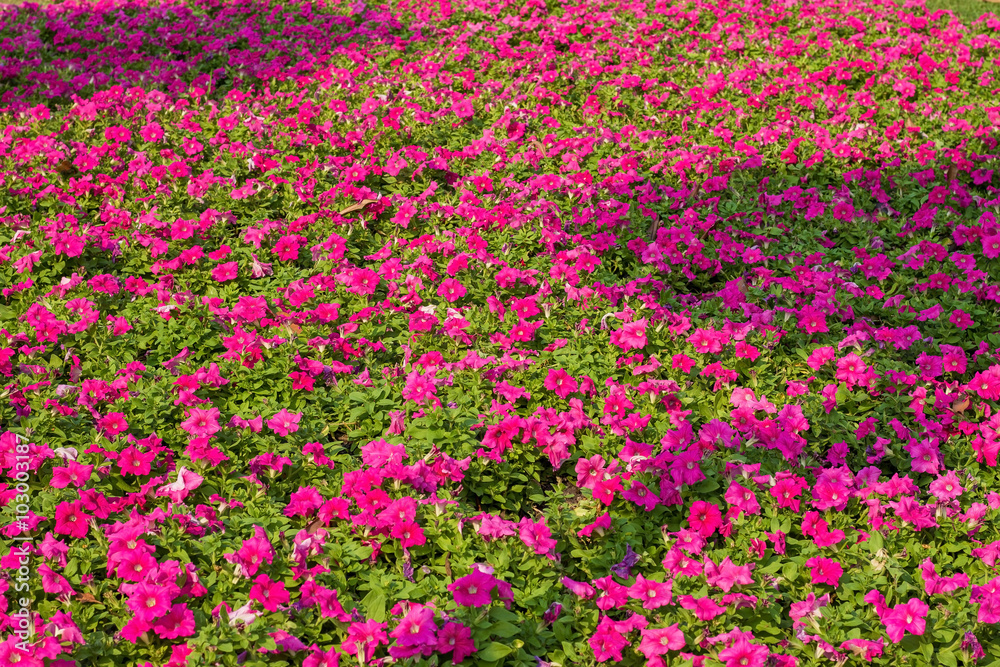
(611, 544), (640, 579)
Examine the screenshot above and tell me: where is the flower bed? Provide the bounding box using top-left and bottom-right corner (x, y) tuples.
(3, 0), (1000, 665)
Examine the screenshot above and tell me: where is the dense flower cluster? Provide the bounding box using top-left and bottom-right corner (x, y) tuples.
(3, 0), (1000, 665)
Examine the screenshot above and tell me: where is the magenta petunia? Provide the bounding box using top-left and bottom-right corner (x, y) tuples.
(267, 409), (302, 437)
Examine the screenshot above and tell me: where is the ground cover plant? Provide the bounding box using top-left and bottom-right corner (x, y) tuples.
(6, 0), (1000, 664)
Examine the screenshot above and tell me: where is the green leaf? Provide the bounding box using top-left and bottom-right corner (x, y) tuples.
(478, 642), (513, 662)
(939, 651), (957, 667)
(865, 531), (883, 552)
(361, 588), (386, 622)
(489, 621), (520, 638)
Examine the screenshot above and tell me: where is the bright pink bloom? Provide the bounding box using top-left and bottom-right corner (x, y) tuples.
(127, 582), (174, 622)
(390, 606), (437, 647)
(718, 637), (769, 667)
(437, 278), (466, 302)
(835, 353), (867, 386)
(950, 309), (974, 330)
(562, 577), (596, 599)
(250, 575), (289, 612)
(402, 369), (440, 405)
(544, 368), (578, 399)
(97, 411), (129, 438)
(677, 595), (726, 621)
(970, 366), (1000, 400)
(51, 461), (94, 488)
(805, 557), (843, 587)
(806, 346), (835, 370)
(448, 569), (497, 607)
(153, 603), (196, 639)
(267, 409), (302, 437)
(390, 521), (426, 548)
(53, 501), (90, 539)
(212, 262), (238, 282)
(638, 624), (685, 657)
(518, 517), (558, 559)
(929, 471), (964, 501)
(181, 407), (221, 438)
(342, 620), (388, 659)
(790, 592), (830, 625)
(437, 622), (476, 663)
(882, 598), (928, 643)
(627, 575), (673, 609)
(704, 557), (754, 592)
(589, 616), (628, 662)
(610, 319), (647, 351)
(687, 500), (722, 538)
(156, 467), (204, 503)
(724, 481), (760, 515)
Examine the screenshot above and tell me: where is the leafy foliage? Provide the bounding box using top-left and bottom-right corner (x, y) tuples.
(3, 0), (1000, 665)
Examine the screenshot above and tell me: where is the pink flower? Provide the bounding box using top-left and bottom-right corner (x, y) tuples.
(181, 407), (221, 438)
(805, 557), (843, 587)
(285, 486), (324, 517)
(390, 521), (426, 548)
(638, 624), (685, 657)
(156, 467), (204, 503)
(882, 598), (928, 643)
(452, 99), (474, 118)
(672, 353), (697, 372)
(53, 501), (89, 539)
(950, 309), (974, 330)
(272, 234), (304, 261)
(117, 446), (155, 476)
(250, 575), (289, 612)
(688, 328), (726, 354)
(437, 622), (476, 664)
(342, 620), (388, 659)
(39, 563), (74, 595)
(610, 319), (648, 351)
(212, 262), (238, 282)
(140, 123), (164, 142)
(835, 353), (867, 386)
(518, 517), (558, 559)
(790, 592), (830, 625)
(677, 595), (726, 621)
(267, 409), (302, 437)
(153, 603), (196, 639)
(724, 481), (760, 515)
(117, 549), (157, 581)
(402, 369), (440, 405)
(127, 582), (174, 622)
(797, 306), (828, 333)
(627, 575), (672, 610)
(544, 368), (578, 399)
(929, 471), (964, 501)
(390, 606), (437, 647)
(704, 557), (754, 592)
(940, 345), (967, 374)
(589, 616), (628, 662)
(50, 461), (94, 488)
(97, 411), (129, 439)
(448, 569), (497, 607)
(688, 500), (722, 538)
(718, 637), (769, 667)
(562, 577), (595, 599)
(806, 346), (835, 370)
(593, 576), (629, 611)
(970, 365), (1000, 400)
(437, 278), (466, 302)
(984, 234), (1000, 258)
